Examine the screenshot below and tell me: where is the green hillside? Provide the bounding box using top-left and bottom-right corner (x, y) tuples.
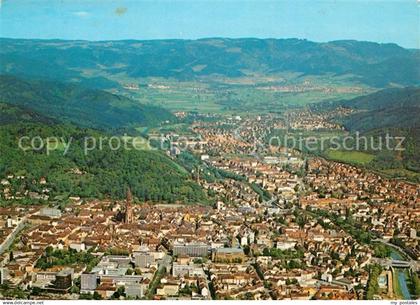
(0, 102), (56, 125)
(339, 87), (420, 132)
(0, 75), (175, 130)
(363, 127), (420, 174)
(340, 86), (420, 110)
(0, 122), (206, 204)
(316, 87), (420, 181)
(343, 106), (419, 132)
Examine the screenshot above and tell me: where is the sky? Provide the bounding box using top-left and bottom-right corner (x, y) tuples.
(0, 0), (419, 48)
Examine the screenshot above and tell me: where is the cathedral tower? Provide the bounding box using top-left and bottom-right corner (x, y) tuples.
(125, 187), (134, 224)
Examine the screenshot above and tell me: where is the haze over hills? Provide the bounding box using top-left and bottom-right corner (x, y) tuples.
(1, 38), (419, 88)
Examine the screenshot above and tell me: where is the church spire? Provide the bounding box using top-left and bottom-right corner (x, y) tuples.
(126, 187), (133, 204)
(125, 187), (133, 224)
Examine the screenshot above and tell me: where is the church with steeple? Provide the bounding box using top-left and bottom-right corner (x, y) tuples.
(124, 187), (134, 224)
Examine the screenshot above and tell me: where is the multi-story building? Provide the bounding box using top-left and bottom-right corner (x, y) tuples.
(54, 269), (73, 290)
(173, 241), (209, 257)
(81, 272), (97, 293)
(212, 247), (245, 263)
(134, 252), (154, 268)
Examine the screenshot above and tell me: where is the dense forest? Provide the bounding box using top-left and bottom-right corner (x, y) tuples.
(311, 87), (420, 178)
(339, 87), (420, 132)
(340, 88), (420, 174)
(0, 102), (56, 125)
(0, 121), (207, 204)
(0, 75), (175, 130)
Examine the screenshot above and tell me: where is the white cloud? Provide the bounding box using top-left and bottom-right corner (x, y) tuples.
(73, 11), (90, 18)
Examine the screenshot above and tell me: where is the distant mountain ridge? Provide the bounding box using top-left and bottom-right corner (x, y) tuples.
(0, 75), (174, 130)
(0, 38), (419, 87)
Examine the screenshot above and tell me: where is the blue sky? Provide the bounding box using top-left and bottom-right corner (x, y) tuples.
(0, 0), (419, 48)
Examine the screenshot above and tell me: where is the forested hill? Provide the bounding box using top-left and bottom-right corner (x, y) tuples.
(341, 87), (420, 174)
(0, 122), (207, 204)
(311, 86), (420, 131)
(0, 75), (175, 130)
(340, 86), (420, 111)
(313, 87), (420, 176)
(0, 102), (57, 125)
(1, 38), (419, 87)
(0, 85), (206, 204)
(339, 87), (420, 132)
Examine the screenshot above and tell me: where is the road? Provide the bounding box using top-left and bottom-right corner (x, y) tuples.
(0, 218), (28, 256)
(146, 254), (172, 299)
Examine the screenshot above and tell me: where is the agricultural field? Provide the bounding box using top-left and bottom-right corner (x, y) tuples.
(325, 149), (376, 165)
(101, 72), (372, 114)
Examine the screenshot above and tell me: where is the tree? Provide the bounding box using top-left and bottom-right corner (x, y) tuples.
(365, 264), (382, 300)
(70, 285), (80, 294)
(262, 248), (270, 256)
(331, 251), (340, 260)
(243, 245), (250, 255)
(112, 286), (126, 299)
(244, 292), (253, 300)
(31, 287), (42, 296)
(412, 274), (420, 298)
(126, 268), (134, 275)
(93, 291), (102, 300)
(373, 244), (390, 258)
